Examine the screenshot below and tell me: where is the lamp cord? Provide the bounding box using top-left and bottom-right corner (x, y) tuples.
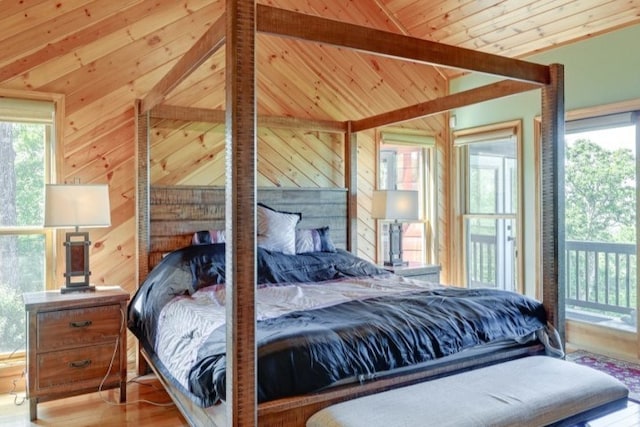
(8, 371), (26, 406)
(2, 345), (26, 407)
(98, 308), (174, 408)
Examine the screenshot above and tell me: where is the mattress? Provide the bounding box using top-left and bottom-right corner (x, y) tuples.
(128, 243), (560, 407)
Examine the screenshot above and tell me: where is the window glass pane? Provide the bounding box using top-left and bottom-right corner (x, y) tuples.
(565, 124), (636, 242)
(468, 139), (516, 215)
(379, 144), (426, 264)
(0, 121), (46, 227)
(379, 147), (422, 193)
(564, 118), (637, 329)
(403, 222), (425, 263)
(379, 151), (395, 190)
(0, 233), (45, 353)
(465, 217), (517, 291)
(0, 103), (51, 356)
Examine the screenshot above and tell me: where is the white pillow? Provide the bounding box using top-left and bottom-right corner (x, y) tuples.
(257, 203), (301, 255)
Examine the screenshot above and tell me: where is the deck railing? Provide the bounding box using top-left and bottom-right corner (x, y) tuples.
(565, 240), (636, 316)
(468, 233), (497, 288)
(469, 235), (637, 317)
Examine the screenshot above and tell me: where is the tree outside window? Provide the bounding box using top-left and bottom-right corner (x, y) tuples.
(0, 107), (52, 355)
(564, 120), (637, 324)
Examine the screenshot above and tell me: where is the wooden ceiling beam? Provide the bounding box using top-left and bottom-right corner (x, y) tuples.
(257, 5), (550, 85)
(140, 13), (226, 114)
(352, 80), (539, 132)
(149, 105), (225, 121)
(150, 104), (347, 133)
(260, 115), (347, 133)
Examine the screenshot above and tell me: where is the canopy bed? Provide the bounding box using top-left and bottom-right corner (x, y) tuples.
(131, 2), (565, 426)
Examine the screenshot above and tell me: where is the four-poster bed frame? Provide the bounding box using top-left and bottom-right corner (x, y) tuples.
(135, 2), (564, 426)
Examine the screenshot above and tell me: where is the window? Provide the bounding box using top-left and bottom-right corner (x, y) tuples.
(377, 131), (436, 265)
(564, 111), (638, 329)
(0, 96), (56, 356)
(454, 122), (522, 292)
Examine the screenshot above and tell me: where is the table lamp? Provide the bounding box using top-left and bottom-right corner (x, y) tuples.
(44, 184), (111, 293)
(372, 190), (419, 266)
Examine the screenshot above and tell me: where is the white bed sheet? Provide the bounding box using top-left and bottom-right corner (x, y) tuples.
(155, 274), (441, 389)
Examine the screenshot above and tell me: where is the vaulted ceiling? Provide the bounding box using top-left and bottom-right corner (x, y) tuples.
(2, 1), (637, 289)
(1, 0), (638, 125)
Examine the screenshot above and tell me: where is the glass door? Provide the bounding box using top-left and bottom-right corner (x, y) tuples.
(458, 135), (519, 292)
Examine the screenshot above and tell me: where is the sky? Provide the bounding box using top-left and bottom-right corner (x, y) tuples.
(565, 125), (636, 154)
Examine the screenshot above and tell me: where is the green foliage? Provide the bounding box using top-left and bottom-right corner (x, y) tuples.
(15, 234), (45, 293)
(13, 123), (45, 226)
(565, 137), (638, 316)
(565, 138), (635, 242)
(0, 282), (26, 354)
(0, 121), (46, 354)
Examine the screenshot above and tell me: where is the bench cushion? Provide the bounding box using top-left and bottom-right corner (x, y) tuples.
(306, 356), (629, 427)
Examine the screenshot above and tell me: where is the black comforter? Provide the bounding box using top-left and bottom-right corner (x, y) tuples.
(190, 287), (545, 405)
(128, 244), (547, 407)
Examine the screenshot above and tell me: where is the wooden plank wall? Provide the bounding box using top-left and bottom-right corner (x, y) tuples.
(0, 1), (447, 370)
(0, 0), (634, 308)
(150, 118), (345, 188)
(0, 1), (448, 298)
(355, 130), (377, 260)
(147, 113), (447, 269)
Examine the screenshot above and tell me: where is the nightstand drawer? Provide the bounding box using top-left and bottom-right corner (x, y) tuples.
(37, 342), (120, 390)
(37, 304), (122, 352)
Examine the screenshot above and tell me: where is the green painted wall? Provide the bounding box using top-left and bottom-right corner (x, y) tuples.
(450, 23), (640, 296)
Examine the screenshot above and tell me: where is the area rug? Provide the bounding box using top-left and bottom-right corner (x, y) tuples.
(566, 350), (640, 401)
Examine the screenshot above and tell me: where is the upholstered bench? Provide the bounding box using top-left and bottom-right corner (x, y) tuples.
(306, 356), (629, 427)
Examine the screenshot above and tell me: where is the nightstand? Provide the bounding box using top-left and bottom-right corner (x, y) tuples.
(383, 263), (441, 283)
(23, 286), (129, 421)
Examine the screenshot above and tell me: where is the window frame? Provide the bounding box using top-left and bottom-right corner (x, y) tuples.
(533, 99), (640, 358)
(452, 120), (523, 292)
(0, 90), (63, 366)
(376, 129), (438, 265)
(534, 100), (640, 300)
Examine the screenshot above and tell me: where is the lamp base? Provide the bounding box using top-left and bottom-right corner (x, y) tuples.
(383, 260), (408, 267)
(63, 229), (93, 293)
(60, 284), (96, 294)
(386, 221), (406, 267)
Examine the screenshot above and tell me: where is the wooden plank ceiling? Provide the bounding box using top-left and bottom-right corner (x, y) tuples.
(1, 0), (638, 293)
(1, 0), (638, 123)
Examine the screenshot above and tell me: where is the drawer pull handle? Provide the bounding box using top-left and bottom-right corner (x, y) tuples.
(70, 320), (92, 328)
(69, 359), (91, 369)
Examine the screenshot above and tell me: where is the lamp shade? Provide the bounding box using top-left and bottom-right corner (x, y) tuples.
(371, 190), (419, 220)
(44, 184), (111, 228)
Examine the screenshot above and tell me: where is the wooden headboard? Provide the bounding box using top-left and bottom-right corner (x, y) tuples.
(147, 185), (347, 269)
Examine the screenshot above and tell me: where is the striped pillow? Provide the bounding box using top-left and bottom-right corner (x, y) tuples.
(295, 227), (336, 253)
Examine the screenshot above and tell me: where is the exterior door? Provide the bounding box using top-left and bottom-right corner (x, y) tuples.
(457, 134), (520, 292)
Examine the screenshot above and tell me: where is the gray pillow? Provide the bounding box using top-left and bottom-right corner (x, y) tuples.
(295, 227), (336, 253)
(257, 203), (301, 255)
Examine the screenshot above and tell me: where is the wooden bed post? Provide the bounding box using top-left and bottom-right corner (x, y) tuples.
(226, 0), (257, 425)
(345, 121), (358, 254)
(134, 99), (150, 375)
(540, 63), (566, 345)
